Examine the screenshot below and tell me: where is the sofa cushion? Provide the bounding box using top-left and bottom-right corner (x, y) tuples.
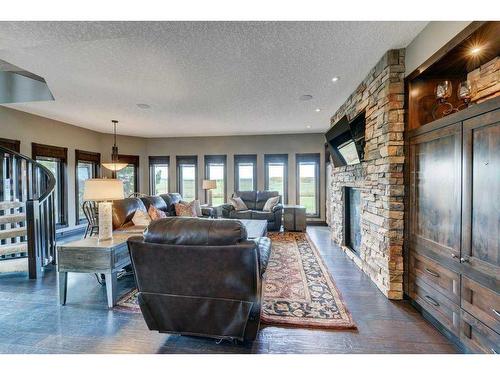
(140, 195), (168, 214)
(148, 205), (167, 221)
(112, 198), (147, 230)
(262, 196), (280, 212)
(160, 193), (183, 216)
(144, 217), (248, 246)
(235, 191), (257, 210)
(256, 191), (280, 211)
(229, 210), (252, 219)
(132, 210), (152, 226)
(229, 196), (248, 211)
(175, 202), (197, 217)
(251, 210), (274, 221)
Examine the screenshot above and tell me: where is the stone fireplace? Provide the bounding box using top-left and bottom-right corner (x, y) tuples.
(327, 49), (405, 299)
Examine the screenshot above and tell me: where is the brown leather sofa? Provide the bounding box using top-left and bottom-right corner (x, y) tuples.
(219, 190), (283, 231)
(127, 217), (271, 342)
(111, 193), (211, 232)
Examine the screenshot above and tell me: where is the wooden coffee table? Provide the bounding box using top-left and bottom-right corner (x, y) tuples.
(57, 233), (134, 308)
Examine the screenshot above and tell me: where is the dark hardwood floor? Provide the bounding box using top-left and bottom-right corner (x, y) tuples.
(0, 227), (458, 354)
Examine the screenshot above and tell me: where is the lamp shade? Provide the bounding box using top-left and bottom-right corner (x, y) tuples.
(202, 179), (217, 190)
(102, 162), (129, 172)
(83, 178), (124, 201)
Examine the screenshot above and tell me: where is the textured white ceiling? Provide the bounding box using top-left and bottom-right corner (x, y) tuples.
(0, 21), (427, 137)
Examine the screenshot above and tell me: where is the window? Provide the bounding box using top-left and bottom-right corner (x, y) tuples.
(115, 154), (139, 198)
(265, 154), (288, 203)
(296, 153), (320, 217)
(177, 156), (198, 201)
(205, 155), (226, 206)
(149, 156), (169, 195)
(32, 143), (68, 227)
(75, 150), (100, 224)
(234, 154), (257, 192)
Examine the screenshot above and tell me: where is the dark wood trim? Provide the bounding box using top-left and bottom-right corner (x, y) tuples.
(0, 137), (20, 153)
(264, 154), (288, 204)
(74, 150), (101, 224)
(116, 154), (139, 195)
(406, 22), (486, 81)
(149, 156), (170, 195)
(31, 142), (68, 227)
(204, 155), (227, 203)
(296, 153), (321, 218)
(176, 155), (198, 199)
(234, 154), (257, 192)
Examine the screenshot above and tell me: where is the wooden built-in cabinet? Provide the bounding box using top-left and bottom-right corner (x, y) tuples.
(407, 97), (500, 353)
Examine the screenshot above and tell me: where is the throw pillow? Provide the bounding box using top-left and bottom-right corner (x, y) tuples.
(131, 210), (151, 226)
(263, 196), (280, 212)
(180, 199), (202, 217)
(175, 202), (197, 217)
(148, 205), (167, 221)
(229, 196), (248, 211)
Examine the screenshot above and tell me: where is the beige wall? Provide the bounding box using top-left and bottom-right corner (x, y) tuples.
(1, 106), (326, 229)
(405, 21), (472, 76)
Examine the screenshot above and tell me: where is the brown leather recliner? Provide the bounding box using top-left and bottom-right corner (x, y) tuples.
(127, 217), (271, 342)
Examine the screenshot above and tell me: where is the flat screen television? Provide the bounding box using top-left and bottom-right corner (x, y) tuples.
(325, 112), (365, 167)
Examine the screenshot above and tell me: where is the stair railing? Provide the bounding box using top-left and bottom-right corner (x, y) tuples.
(0, 145), (56, 278)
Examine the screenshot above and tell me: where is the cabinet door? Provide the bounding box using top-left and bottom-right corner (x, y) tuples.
(409, 123), (462, 267)
(462, 109), (500, 293)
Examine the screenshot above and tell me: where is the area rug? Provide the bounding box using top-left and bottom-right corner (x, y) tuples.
(116, 232), (356, 330)
(261, 232), (355, 329)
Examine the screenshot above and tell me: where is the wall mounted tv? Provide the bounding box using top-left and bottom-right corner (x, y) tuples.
(325, 112), (366, 167)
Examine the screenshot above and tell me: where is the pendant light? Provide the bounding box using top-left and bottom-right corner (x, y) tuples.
(102, 120), (128, 172)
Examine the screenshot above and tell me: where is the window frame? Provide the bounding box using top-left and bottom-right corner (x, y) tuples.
(75, 149), (101, 225)
(149, 156), (170, 195)
(204, 155), (227, 204)
(234, 154), (257, 192)
(176, 155), (198, 200)
(264, 154), (288, 203)
(296, 153), (321, 218)
(32, 142), (68, 228)
(0, 137), (20, 153)
(115, 154), (140, 197)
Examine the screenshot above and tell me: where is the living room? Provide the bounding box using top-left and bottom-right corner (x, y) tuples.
(0, 1), (498, 373)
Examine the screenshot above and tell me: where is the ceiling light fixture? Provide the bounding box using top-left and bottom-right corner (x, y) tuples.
(102, 120), (128, 172)
(299, 94), (313, 101)
(315, 108), (321, 112)
(469, 45), (483, 56)
(306, 125), (312, 129)
(137, 103), (151, 109)
(331, 76), (340, 82)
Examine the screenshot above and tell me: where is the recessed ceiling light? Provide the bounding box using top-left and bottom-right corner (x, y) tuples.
(306, 125), (312, 129)
(299, 94), (313, 101)
(470, 46), (483, 56)
(315, 108), (321, 112)
(137, 103), (151, 109)
(331, 76), (340, 82)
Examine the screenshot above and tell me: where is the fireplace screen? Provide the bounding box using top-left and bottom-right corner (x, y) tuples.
(345, 187), (361, 254)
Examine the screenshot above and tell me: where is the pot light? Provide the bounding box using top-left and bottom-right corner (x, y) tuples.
(315, 108), (321, 112)
(306, 125), (312, 129)
(469, 45), (483, 56)
(331, 76), (340, 82)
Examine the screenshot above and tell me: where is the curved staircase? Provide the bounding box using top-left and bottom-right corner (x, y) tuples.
(0, 145), (56, 278)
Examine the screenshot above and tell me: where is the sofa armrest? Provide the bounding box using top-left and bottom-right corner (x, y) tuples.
(272, 203), (283, 213)
(218, 203), (235, 218)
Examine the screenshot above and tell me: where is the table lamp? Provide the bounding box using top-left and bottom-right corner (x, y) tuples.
(83, 178), (124, 241)
(202, 179), (217, 206)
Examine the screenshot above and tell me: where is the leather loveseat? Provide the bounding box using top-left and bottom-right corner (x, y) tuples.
(127, 217), (271, 342)
(219, 190), (283, 231)
(111, 193), (211, 232)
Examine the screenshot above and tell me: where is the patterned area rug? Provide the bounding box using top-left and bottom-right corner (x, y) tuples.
(117, 232), (355, 330)
(262, 232), (355, 329)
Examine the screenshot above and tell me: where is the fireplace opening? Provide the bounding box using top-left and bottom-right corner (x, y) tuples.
(344, 187), (361, 255)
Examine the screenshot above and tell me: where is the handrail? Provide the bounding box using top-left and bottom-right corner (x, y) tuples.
(0, 144), (57, 278)
(0, 145), (56, 203)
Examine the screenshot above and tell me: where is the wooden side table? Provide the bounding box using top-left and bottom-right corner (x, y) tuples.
(283, 205), (307, 232)
(57, 234), (133, 308)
